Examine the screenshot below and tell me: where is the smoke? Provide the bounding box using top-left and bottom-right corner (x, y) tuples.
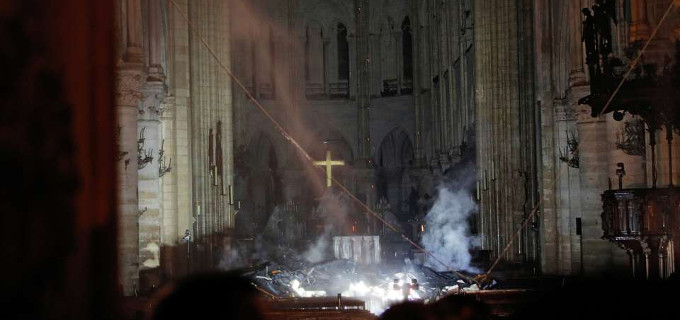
(421, 185), (479, 272)
(303, 225), (331, 263)
(303, 191), (351, 263)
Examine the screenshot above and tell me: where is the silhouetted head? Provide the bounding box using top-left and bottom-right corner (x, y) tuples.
(148, 272), (265, 320)
(582, 8), (592, 17)
(380, 301), (434, 320)
(429, 295), (490, 320)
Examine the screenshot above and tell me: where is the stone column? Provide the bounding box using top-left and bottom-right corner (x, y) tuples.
(569, 0), (587, 87)
(116, 0), (145, 297)
(411, 0), (425, 166)
(576, 105), (627, 276)
(160, 97), (178, 244)
(631, 0), (651, 41)
(655, 127), (680, 188)
(553, 101), (581, 275)
(147, 0), (165, 81)
(166, 0), (193, 254)
(116, 66), (143, 296)
(125, 0), (145, 63)
(355, 0), (372, 164)
(138, 84), (165, 271)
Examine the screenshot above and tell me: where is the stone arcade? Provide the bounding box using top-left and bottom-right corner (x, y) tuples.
(110, 0), (680, 311)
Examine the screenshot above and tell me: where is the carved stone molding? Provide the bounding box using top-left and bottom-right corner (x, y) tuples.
(139, 83), (167, 121)
(115, 70), (143, 107)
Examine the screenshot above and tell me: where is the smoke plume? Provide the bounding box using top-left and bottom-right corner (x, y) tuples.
(303, 190), (351, 263)
(421, 186), (479, 272)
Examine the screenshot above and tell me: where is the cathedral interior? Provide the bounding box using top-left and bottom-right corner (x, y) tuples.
(3, 0), (680, 319)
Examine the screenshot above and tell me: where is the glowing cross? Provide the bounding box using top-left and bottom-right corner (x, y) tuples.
(313, 150), (345, 187)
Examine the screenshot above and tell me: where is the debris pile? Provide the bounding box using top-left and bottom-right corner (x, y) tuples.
(245, 255), (497, 315)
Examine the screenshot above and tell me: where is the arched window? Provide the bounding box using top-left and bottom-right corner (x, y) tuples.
(305, 23), (325, 99)
(380, 18), (397, 96)
(305, 28), (310, 81)
(268, 26), (275, 98)
(402, 17), (413, 81)
(250, 28), (256, 92)
(337, 23), (349, 81)
(257, 26), (275, 100)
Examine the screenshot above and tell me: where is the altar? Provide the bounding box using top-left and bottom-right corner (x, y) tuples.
(333, 236), (381, 264)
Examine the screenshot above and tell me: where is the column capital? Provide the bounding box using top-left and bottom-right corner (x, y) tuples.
(115, 66), (144, 107)
(140, 82), (168, 121)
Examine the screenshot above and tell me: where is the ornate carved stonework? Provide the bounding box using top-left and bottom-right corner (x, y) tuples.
(115, 71), (143, 106)
(139, 82), (167, 121)
(616, 120), (646, 156)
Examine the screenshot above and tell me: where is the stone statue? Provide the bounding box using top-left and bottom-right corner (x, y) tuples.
(593, 0), (617, 57)
(582, 8), (599, 66)
(583, 8), (601, 92)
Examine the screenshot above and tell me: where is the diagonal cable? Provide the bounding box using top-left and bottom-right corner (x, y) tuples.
(168, 0), (475, 284)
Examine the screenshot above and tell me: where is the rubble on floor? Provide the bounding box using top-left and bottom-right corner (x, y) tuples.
(245, 255), (498, 315)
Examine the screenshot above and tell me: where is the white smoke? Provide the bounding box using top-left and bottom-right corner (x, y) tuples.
(422, 186), (479, 272)
(303, 225), (330, 263)
(303, 191), (351, 263)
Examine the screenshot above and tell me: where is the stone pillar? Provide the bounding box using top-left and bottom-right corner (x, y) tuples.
(116, 66), (142, 296)
(116, 0), (145, 297)
(631, 0), (651, 41)
(160, 97), (178, 244)
(655, 127), (680, 188)
(411, 0), (425, 167)
(147, 0), (165, 81)
(576, 105), (627, 276)
(138, 84), (165, 271)
(569, 0), (587, 87)
(475, 0), (525, 262)
(187, 0), (233, 260)
(125, 0), (144, 63)
(355, 0), (372, 164)
(166, 0), (193, 252)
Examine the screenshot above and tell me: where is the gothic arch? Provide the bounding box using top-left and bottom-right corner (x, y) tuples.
(255, 24), (276, 99)
(401, 16), (413, 83)
(336, 23), (350, 81)
(379, 16), (398, 96)
(375, 128), (414, 215)
(244, 132), (284, 232)
(376, 127), (413, 169)
(305, 20), (325, 96)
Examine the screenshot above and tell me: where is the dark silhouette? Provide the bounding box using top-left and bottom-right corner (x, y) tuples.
(593, 2), (614, 57)
(582, 8), (601, 93)
(429, 295), (491, 320)
(380, 301), (435, 320)
(148, 272), (266, 320)
(511, 279), (678, 320)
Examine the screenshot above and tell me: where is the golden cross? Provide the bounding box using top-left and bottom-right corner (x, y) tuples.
(313, 150), (345, 187)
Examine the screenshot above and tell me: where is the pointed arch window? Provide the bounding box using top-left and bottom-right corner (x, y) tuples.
(337, 23), (349, 81)
(401, 16), (413, 94)
(305, 23), (325, 99)
(259, 26), (276, 100)
(250, 28), (257, 93)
